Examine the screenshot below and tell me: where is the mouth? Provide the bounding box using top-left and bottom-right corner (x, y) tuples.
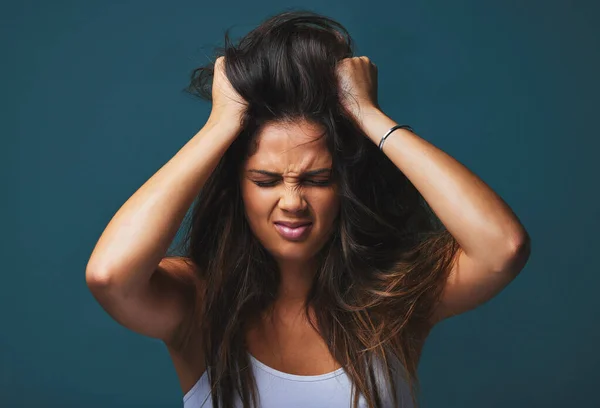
(273, 222), (313, 241)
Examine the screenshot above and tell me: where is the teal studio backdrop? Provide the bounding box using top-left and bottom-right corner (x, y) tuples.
(2, 0), (598, 407)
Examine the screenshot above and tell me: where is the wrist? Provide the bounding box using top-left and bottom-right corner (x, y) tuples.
(206, 112), (243, 133)
(359, 108), (398, 145)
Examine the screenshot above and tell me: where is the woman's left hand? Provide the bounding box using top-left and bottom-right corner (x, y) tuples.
(335, 56), (382, 128)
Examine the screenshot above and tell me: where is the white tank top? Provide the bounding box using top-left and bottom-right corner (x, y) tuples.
(183, 353), (414, 407)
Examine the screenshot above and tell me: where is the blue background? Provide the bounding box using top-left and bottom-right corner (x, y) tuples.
(3, 0), (598, 406)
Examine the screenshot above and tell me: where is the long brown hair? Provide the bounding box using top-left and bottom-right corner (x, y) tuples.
(170, 9), (460, 408)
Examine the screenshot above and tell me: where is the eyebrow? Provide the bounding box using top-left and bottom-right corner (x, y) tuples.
(247, 168), (332, 177)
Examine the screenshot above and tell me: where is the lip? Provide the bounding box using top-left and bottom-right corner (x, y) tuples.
(274, 221), (312, 228)
(274, 222), (313, 241)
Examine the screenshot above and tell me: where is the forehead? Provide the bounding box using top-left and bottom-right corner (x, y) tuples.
(244, 120), (331, 172)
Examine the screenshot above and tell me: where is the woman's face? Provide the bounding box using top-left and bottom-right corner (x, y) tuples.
(240, 119), (340, 262)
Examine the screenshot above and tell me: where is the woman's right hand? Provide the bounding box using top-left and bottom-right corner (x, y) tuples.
(208, 56), (248, 127)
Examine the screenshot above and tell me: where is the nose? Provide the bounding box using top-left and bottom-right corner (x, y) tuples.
(278, 185), (308, 214)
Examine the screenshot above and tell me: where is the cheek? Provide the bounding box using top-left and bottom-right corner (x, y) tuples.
(241, 183), (273, 221)
(307, 189), (340, 220)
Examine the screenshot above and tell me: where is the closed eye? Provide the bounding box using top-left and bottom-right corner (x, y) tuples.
(304, 179), (331, 186)
(252, 179), (331, 187)
(253, 180), (279, 187)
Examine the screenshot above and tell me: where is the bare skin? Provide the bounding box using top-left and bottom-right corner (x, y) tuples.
(168, 291), (430, 396)
(87, 55), (528, 398)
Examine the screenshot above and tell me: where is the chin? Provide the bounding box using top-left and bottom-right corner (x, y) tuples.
(269, 244), (316, 262)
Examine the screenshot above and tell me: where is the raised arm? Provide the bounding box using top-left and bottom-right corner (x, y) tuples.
(86, 57), (247, 346)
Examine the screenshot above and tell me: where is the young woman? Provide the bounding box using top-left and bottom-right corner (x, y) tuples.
(86, 10), (531, 408)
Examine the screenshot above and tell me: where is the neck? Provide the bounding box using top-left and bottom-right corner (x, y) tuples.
(272, 257), (317, 312)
